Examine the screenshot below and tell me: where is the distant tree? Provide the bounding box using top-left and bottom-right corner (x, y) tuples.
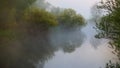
(0, 0), (37, 40)
(0, 0), (36, 10)
(23, 8), (58, 34)
(0, 0), (37, 30)
(0, 1), (58, 67)
(57, 8), (85, 29)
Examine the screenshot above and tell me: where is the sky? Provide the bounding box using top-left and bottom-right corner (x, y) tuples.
(46, 0), (101, 19)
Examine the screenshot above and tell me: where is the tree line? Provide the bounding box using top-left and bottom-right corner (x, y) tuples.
(0, 0), (85, 42)
(0, 0), (85, 68)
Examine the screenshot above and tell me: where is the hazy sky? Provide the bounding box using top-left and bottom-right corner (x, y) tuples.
(46, 0), (101, 19)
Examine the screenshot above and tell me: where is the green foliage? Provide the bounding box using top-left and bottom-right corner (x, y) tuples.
(0, 0), (86, 68)
(105, 61), (120, 68)
(23, 8), (58, 30)
(57, 8), (85, 28)
(0, 30), (15, 39)
(0, 0), (36, 10)
(0, 0), (37, 40)
(95, 0), (120, 49)
(94, 0), (120, 67)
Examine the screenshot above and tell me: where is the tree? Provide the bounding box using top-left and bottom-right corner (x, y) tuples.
(57, 8), (85, 29)
(0, 1), (58, 68)
(0, 0), (37, 41)
(94, 0), (120, 67)
(95, 0), (120, 49)
(23, 8), (58, 34)
(0, 0), (36, 10)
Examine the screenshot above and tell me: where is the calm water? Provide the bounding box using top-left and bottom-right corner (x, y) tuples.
(0, 23), (118, 68)
(40, 23), (118, 68)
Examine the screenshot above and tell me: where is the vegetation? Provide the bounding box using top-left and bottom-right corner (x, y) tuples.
(0, 0), (85, 68)
(93, 0), (120, 67)
(105, 61), (120, 68)
(23, 8), (58, 32)
(57, 8), (85, 28)
(95, 0), (120, 52)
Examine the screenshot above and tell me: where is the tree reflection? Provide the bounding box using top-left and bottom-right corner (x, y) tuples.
(0, 26), (85, 68)
(49, 26), (85, 53)
(0, 31), (55, 68)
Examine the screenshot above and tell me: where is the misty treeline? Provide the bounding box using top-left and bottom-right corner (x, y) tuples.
(91, 0), (120, 68)
(0, 0), (85, 41)
(0, 0), (85, 68)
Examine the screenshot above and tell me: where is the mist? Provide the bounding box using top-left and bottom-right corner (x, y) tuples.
(0, 0), (118, 68)
(49, 26), (85, 53)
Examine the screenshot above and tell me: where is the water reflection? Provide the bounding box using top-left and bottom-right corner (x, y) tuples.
(42, 23), (117, 68)
(0, 26), (85, 68)
(0, 31), (55, 68)
(49, 26), (85, 53)
(87, 23), (106, 49)
(0, 22), (117, 68)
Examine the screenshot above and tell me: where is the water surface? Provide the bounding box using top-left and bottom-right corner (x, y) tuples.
(0, 23), (117, 68)
(36, 23), (118, 68)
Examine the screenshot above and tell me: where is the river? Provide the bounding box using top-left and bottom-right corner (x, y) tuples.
(35, 22), (118, 68)
(0, 22), (118, 68)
